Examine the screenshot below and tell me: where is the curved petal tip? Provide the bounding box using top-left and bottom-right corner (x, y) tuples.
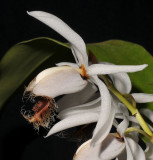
(73, 134), (126, 160)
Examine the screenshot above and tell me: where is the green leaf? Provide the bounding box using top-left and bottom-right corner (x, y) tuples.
(0, 37), (73, 109)
(1, 38), (153, 111)
(87, 40), (153, 110)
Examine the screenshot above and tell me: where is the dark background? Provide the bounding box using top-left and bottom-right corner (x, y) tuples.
(0, 0), (153, 160)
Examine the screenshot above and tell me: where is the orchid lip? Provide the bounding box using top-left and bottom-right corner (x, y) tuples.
(21, 93), (58, 130)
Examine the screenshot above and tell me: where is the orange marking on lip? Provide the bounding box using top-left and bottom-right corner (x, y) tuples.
(22, 98), (56, 130)
(29, 100), (51, 123)
(80, 64), (90, 79)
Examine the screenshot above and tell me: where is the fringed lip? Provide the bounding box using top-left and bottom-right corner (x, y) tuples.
(29, 99), (52, 122)
(21, 96), (58, 130)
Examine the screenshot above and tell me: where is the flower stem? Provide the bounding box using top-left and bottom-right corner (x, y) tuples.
(100, 75), (153, 137)
(122, 94), (136, 108)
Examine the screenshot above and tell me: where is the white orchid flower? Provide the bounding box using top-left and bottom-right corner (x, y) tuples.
(73, 107), (144, 160)
(73, 92), (153, 160)
(73, 109), (144, 160)
(46, 62), (132, 137)
(115, 104), (146, 160)
(22, 11), (148, 145)
(73, 133), (126, 160)
(73, 134), (146, 160)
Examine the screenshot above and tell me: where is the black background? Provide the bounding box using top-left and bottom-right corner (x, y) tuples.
(0, 0), (153, 160)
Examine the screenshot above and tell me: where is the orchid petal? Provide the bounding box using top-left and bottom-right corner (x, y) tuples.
(113, 119), (119, 128)
(119, 103), (129, 116)
(46, 112), (99, 137)
(91, 107), (115, 145)
(26, 66), (70, 91)
(109, 73), (132, 94)
(125, 137), (146, 160)
(145, 142), (153, 160)
(31, 66), (72, 85)
(74, 134), (126, 160)
(117, 108), (129, 137)
(59, 97), (101, 119)
(57, 83), (98, 112)
(87, 64), (148, 75)
(91, 76), (113, 146)
(140, 108), (153, 122)
(27, 66), (87, 98)
(28, 11), (88, 66)
(116, 150), (127, 160)
(115, 105), (139, 142)
(100, 134), (125, 159)
(99, 62), (132, 93)
(132, 93), (153, 103)
(117, 104), (129, 136)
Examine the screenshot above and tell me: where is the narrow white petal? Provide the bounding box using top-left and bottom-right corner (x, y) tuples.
(132, 93), (153, 103)
(56, 62), (78, 68)
(57, 83), (98, 112)
(87, 64), (148, 75)
(109, 73), (132, 94)
(28, 11), (88, 66)
(117, 116), (129, 137)
(59, 97), (101, 119)
(140, 108), (153, 122)
(92, 100), (115, 146)
(74, 134), (126, 160)
(91, 76), (112, 145)
(117, 104), (129, 137)
(46, 112), (99, 137)
(99, 62), (132, 94)
(100, 134), (125, 159)
(125, 137), (146, 160)
(145, 142), (153, 160)
(31, 67), (87, 98)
